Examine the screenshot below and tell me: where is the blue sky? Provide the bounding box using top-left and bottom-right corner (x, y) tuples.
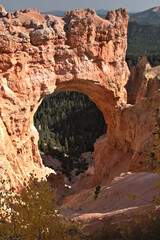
(0, 0), (160, 12)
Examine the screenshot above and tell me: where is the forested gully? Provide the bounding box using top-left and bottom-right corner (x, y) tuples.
(34, 91), (107, 178)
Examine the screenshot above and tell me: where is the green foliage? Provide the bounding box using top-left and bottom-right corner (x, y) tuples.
(0, 173), (81, 240)
(34, 91), (106, 157)
(121, 110), (160, 240)
(94, 185), (101, 200)
(120, 211), (160, 240)
(152, 110), (160, 163)
(127, 22), (160, 56)
(152, 109), (160, 205)
(144, 110), (160, 170)
(126, 22), (160, 67)
(34, 91), (106, 178)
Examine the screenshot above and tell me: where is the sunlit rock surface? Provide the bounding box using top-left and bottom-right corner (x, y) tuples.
(0, 5), (159, 187)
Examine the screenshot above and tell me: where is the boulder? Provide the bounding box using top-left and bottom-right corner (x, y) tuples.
(30, 28), (55, 45)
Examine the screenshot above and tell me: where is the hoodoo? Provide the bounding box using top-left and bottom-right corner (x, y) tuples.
(0, 5), (159, 187)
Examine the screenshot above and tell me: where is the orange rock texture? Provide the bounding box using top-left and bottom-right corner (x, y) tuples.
(0, 5), (159, 187)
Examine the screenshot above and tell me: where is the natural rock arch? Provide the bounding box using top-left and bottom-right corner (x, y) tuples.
(0, 5), (159, 188)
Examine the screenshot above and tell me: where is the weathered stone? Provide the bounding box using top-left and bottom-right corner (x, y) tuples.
(30, 28), (55, 45)
(23, 19), (40, 29)
(12, 20), (21, 26)
(0, 34), (17, 53)
(14, 11), (20, 18)
(0, 5), (159, 188)
(2, 18), (10, 27)
(18, 32), (29, 41)
(0, 5), (7, 17)
(23, 8), (40, 14)
(126, 53), (152, 104)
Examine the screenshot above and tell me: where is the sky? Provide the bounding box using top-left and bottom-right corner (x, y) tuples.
(0, 0), (160, 12)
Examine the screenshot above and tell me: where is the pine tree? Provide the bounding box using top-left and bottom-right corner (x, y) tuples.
(65, 137), (69, 152)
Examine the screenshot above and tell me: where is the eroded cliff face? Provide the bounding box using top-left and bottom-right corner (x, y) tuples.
(94, 54), (160, 185)
(0, 5), (159, 188)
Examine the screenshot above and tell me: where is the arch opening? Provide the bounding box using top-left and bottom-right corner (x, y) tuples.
(0, 5), (132, 188)
(34, 90), (107, 181)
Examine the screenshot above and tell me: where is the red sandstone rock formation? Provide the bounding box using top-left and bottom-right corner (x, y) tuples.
(0, 5), (159, 188)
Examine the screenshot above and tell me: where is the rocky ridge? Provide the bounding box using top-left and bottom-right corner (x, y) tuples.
(0, 5), (159, 188)
(130, 6), (160, 25)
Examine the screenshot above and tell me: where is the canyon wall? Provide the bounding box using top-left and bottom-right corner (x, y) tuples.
(0, 5), (159, 187)
(94, 54), (160, 185)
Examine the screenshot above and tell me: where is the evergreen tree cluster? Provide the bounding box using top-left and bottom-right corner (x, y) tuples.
(34, 91), (107, 166)
(126, 21), (160, 67)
